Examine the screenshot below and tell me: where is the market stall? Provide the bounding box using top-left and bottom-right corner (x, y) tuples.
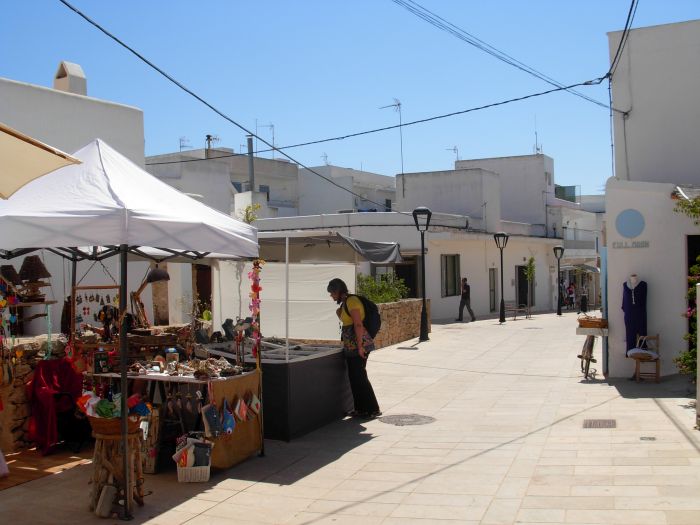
(0, 139), (259, 518)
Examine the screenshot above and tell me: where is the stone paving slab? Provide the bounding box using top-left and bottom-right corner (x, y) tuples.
(1, 312), (699, 524)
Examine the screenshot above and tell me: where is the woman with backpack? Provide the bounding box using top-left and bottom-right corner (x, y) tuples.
(327, 278), (381, 419)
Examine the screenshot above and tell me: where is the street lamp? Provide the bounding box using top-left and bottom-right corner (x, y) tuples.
(553, 245), (565, 316)
(413, 206), (432, 342)
(493, 232), (509, 324)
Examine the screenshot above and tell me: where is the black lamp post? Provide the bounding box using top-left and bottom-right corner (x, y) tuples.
(553, 245), (564, 316)
(493, 232), (509, 324)
(413, 206), (432, 342)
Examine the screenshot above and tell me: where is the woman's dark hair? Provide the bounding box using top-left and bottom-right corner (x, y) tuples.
(327, 278), (348, 295)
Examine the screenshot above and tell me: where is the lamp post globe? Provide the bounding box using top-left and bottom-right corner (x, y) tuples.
(493, 232), (509, 324)
(413, 207), (432, 342)
(553, 245), (564, 316)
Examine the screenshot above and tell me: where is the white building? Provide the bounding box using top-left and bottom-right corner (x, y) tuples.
(605, 19), (700, 378)
(0, 63), (151, 334)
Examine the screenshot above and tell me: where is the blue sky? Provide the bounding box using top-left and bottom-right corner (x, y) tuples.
(2, 1), (699, 195)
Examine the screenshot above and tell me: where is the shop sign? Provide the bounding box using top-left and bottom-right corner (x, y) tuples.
(613, 208), (648, 248)
(611, 240), (650, 249)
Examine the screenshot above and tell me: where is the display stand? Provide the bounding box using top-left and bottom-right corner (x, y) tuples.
(90, 431), (144, 514)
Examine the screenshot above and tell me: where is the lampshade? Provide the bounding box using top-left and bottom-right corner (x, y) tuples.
(412, 206), (432, 232)
(0, 265), (21, 285)
(553, 245), (565, 259)
(146, 267), (170, 284)
(19, 255), (51, 281)
(493, 232), (509, 250)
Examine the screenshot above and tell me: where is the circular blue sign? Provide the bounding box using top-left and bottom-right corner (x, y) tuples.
(615, 209), (645, 238)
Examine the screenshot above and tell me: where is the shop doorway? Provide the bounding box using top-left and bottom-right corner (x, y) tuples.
(489, 268), (497, 312)
(395, 258), (418, 298)
(194, 264), (212, 313)
(516, 265), (529, 307)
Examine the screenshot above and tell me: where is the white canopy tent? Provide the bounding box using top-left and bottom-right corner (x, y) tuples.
(0, 139), (258, 518)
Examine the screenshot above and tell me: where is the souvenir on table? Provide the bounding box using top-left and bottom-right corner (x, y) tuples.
(202, 403), (223, 437)
(249, 393), (261, 415)
(234, 397), (248, 421)
(221, 398), (236, 434)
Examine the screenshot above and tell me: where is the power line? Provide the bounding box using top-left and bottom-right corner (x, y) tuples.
(57, 0), (392, 212)
(390, 0), (620, 112)
(146, 78), (604, 167)
(608, 0), (639, 78)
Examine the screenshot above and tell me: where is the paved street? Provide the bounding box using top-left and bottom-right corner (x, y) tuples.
(2, 312), (699, 525)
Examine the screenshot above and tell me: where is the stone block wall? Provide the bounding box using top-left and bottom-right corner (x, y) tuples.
(373, 299), (430, 349)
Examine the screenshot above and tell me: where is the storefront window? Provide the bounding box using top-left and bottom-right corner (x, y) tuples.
(441, 254), (460, 297)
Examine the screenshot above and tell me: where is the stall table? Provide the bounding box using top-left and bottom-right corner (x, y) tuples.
(88, 369), (262, 470)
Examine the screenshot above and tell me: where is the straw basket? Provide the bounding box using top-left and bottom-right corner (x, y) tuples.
(577, 315), (608, 329)
(88, 415), (140, 435)
(177, 465), (211, 483)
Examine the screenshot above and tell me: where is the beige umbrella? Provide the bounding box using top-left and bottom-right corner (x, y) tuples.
(0, 121), (81, 199)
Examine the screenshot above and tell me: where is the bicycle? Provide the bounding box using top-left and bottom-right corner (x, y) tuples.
(577, 335), (597, 379)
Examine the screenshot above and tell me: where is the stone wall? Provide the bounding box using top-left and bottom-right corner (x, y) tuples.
(373, 299), (430, 349)
(0, 336), (67, 452)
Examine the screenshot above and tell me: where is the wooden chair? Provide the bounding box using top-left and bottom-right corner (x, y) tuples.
(628, 334), (660, 383)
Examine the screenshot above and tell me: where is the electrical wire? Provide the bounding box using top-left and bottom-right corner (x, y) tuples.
(390, 0), (618, 112)
(607, 0), (639, 78)
(146, 78), (604, 167)
(60, 0), (603, 213)
(57, 0), (392, 212)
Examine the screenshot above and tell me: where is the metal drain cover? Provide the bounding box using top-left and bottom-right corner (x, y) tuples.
(379, 414), (436, 426)
(583, 419), (616, 428)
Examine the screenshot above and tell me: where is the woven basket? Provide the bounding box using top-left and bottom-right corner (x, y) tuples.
(88, 415), (140, 435)
(177, 465), (211, 483)
(578, 316), (608, 329)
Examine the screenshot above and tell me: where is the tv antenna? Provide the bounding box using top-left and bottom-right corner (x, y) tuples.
(179, 137), (191, 152)
(205, 134), (220, 150)
(446, 146), (460, 162)
(321, 152), (329, 165)
(533, 116), (543, 154)
(379, 98), (404, 175)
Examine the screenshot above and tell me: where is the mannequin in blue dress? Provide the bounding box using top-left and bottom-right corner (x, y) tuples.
(622, 274), (647, 353)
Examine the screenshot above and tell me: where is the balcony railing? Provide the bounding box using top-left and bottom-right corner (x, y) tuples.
(563, 239), (595, 250)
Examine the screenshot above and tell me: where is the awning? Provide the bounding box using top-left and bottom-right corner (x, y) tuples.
(561, 264), (600, 273)
(337, 233), (402, 264)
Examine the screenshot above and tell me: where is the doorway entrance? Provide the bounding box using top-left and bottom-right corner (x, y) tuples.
(395, 258), (418, 298)
(516, 265), (530, 307)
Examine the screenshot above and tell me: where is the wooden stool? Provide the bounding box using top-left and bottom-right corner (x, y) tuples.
(90, 431), (145, 513)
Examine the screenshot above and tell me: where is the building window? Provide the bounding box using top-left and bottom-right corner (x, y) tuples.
(259, 184), (270, 200)
(441, 254), (460, 297)
(385, 199), (392, 211)
(232, 181), (242, 192)
(489, 267), (497, 312)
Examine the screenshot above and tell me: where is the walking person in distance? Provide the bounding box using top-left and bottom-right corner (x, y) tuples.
(327, 278), (381, 419)
(456, 277), (477, 322)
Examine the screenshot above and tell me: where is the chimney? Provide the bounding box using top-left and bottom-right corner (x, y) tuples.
(53, 61), (87, 96)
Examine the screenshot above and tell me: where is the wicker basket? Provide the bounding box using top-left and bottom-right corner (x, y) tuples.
(88, 415), (141, 435)
(177, 465), (211, 482)
(578, 316), (608, 329)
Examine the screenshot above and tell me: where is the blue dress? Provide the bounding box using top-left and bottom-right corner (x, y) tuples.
(622, 281), (647, 352)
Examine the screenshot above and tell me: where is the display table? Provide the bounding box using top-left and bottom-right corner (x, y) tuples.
(88, 369), (262, 470)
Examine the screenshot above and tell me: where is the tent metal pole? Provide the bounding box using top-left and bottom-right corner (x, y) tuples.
(285, 235), (289, 362)
(119, 244), (132, 520)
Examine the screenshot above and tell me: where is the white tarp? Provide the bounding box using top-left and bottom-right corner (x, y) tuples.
(213, 261), (355, 341)
(0, 121), (80, 199)
(0, 139), (258, 257)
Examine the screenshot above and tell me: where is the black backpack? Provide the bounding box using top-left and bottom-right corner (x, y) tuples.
(343, 294), (381, 339)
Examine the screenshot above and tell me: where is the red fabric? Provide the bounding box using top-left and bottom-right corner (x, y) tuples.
(25, 358), (83, 455)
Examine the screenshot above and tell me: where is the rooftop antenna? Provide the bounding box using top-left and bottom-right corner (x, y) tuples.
(379, 98), (404, 175)
(205, 134), (220, 158)
(533, 115), (542, 154)
(179, 136), (191, 152)
(258, 123), (275, 159)
(446, 145), (459, 162)
(321, 152), (329, 165)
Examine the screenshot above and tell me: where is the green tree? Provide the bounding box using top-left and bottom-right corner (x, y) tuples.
(674, 197), (700, 378)
(357, 273), (409, 304)
(524, 256), (535, 317)
(238, 203), (261, 224)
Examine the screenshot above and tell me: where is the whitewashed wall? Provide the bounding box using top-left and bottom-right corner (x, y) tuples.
(605, 178), (696, 377)
(212, 261), (355, 341)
